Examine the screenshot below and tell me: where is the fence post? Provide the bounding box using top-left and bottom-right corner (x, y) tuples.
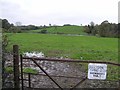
(13, 45), (20, 89)
(28, 73), (31, 88)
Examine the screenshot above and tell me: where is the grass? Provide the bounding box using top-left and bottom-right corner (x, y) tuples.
(23, 67), (39, 74)
(29, 25), (87, 35)
(5, 67), (13, 73)
(6, 33), (119, 80)
(7, 33), (118, 62)
(5, 66), (39, 74)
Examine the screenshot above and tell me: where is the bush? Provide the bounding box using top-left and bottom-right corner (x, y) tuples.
(40, 30), (47, 34)
(63, 24), (71, 26)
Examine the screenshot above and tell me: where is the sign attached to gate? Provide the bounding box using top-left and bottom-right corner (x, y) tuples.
(88, 63), (107, 80)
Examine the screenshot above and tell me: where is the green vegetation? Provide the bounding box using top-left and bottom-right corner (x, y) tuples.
(2, 18), (118, 81)
(107, 65), (119, 80)
(5, 67), (13, 73)
(23, 67), (39, 74)
(1, 18), (119, 85)
(30, 25), (87, 35)
(7, 33), (118, 62)
(84, 21), (118, 38)
(5, 31), (119, 81)
(5, 66), (39, 74)
(1, 18), (118, 38)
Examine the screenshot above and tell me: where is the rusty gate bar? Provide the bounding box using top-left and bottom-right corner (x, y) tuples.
(23, 73), (83, 79)
(22, 57), (120, 66)
(21, 56), (120, 89)
(70, 76), (87, 90)
(31, 59), (63, 90)
(20, 55), (24, 90)
(13, 45), (20, 89)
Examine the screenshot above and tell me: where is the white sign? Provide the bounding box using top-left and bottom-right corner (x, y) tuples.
(88, 63), (107, 80)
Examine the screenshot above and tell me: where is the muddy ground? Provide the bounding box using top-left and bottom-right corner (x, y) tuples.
(4, 54), (119, 89)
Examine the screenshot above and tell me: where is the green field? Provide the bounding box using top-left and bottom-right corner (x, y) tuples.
(29, 25), (87, 35)
(6, 33), (119, 80)
(7, 33), (118, 62)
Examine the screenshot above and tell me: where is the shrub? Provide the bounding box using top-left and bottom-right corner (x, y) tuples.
(40, 30), (47, 34)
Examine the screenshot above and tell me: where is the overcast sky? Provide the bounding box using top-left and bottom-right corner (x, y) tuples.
(0, 0), (119, 26)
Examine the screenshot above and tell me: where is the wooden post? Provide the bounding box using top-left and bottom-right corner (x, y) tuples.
(28, 73), (31, 88)
(13, 45), (20, 89)
(20, 54), (24, 90)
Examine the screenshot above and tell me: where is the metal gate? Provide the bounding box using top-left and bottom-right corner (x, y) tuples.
(13, 45), (120, 90)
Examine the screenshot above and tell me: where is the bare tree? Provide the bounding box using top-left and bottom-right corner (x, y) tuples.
(15, 22), (22, 26)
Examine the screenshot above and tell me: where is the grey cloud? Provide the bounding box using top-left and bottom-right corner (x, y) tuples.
(0, 1), (23, 24)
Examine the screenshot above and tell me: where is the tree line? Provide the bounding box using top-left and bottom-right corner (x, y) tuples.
(84, 20), (118, 38)
(0, 18), (119, 38)
(0, 18), (40, 33)
(0, 18), (21, 33)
